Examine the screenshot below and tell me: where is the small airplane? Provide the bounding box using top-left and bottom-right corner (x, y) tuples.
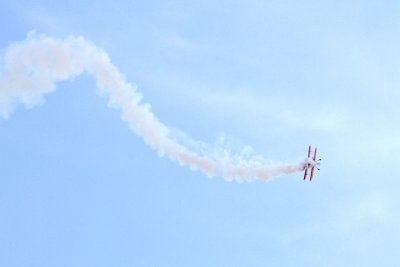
(303, 145), (321, 181)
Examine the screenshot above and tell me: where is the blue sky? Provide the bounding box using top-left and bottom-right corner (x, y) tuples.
(1, 1), (400, 266)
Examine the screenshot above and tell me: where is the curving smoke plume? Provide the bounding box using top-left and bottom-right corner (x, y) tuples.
(0, 32), (305, 181)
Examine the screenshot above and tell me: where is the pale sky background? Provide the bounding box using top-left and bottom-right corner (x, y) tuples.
(1, 1), (400, 266)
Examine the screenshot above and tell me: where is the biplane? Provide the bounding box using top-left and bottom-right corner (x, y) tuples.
(303, 145), (321, 181)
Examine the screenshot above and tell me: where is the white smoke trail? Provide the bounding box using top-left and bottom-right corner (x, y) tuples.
(0, 32), (305, 181)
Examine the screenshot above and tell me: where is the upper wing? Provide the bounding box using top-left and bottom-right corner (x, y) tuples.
(310, 147), (318, 181)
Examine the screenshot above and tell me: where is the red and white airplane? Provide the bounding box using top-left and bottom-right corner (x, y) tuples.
(303, 145), (321, 181)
